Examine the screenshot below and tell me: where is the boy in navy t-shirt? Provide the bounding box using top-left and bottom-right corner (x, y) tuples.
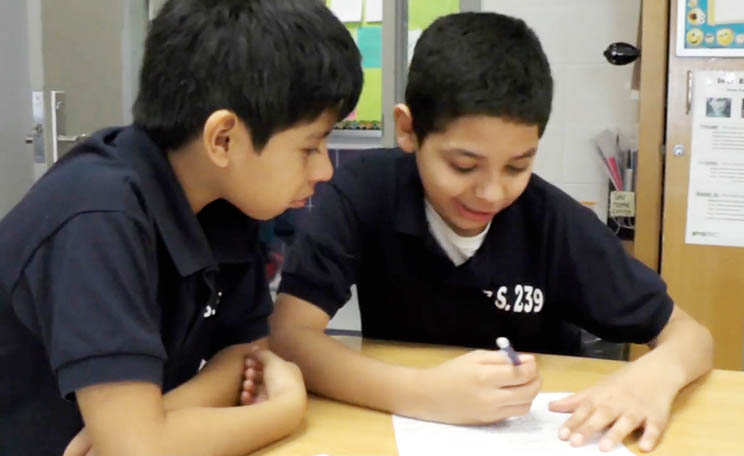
(269, 12), (712, 453)
(0, 1), (362, 455)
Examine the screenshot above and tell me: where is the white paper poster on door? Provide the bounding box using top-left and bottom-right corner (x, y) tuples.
(686, 71), (744, 247)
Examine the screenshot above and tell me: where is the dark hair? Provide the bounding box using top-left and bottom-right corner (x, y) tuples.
(133, 0), (362, 151)
(406, 12), (553, 144)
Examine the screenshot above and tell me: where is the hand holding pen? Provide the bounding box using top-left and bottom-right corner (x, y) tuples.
(496, 337), (522, 366)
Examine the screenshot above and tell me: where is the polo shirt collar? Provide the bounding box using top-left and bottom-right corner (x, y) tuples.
(391, 151), (501, 289)
(111, 126), (253, 277)
(393, 153), (429, 237)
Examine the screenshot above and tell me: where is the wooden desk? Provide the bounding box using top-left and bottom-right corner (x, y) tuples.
(255, 338), (744, 455)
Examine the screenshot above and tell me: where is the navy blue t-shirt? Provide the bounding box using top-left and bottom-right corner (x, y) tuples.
(0, 126), (271, 455)
(279, 149), (673, 354)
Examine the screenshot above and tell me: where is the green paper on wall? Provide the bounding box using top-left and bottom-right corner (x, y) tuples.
(409, 0), (459, 30)
(355, 68), (382, 122)
(357, 26), (382, 68)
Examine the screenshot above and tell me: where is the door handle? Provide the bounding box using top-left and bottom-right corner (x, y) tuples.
(57, 134), (89, 143)
(50, 90), (90, 162)
(686, 71), (694, 115)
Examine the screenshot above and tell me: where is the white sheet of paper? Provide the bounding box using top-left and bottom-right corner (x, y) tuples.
(366, 0), (383, 22)
(709, 0), (744, 25)
(330, 0), (363, 23)
(393, 393), (634, 456)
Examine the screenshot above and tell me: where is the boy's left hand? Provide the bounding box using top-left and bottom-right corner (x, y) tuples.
(549, 364), (677, 453)
(240, 355), (268, 405)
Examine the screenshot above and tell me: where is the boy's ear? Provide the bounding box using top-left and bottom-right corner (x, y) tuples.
(202, 110), (242, 168)
(394, 104), (418, 154)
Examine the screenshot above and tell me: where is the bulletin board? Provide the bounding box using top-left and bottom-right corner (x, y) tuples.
(407, 0), (460, 65)
(409, 0), (460, 30)
(677, 0), (744, 56)
(327, 0), (461, 130)
(328, 0), (384, 130)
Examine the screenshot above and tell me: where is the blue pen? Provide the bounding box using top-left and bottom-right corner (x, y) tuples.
(496, 337), (521, 366)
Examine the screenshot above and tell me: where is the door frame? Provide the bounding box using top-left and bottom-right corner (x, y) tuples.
(628, 0), (669, 360)
(634, 0), (669, 271)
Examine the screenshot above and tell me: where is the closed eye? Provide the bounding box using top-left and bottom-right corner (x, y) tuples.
(506, 165), (529, 174)
(451, 164), (477, 174)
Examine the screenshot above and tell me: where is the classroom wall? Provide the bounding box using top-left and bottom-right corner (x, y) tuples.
(0, 1), (35, 218)
(483, 0), (643, 221)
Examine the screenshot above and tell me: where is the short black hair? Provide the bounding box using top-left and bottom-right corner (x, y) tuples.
(133, 0), (362, 151)
(406, 12), (553, 144)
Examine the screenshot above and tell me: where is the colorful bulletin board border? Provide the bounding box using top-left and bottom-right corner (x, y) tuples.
(677, 0), (744, 56)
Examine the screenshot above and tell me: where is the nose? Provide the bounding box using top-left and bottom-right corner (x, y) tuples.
(309, 143), (334, 184)
(473, 173), (504, 205)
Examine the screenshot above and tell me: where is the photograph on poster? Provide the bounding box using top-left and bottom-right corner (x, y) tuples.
(706, 97), (732, 117)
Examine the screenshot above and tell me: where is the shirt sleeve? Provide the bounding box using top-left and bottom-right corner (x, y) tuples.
(278, 182), (361, 317)
(14, 211), (166, 399)
(550, 201), (674, 344)
(209, 255), (273, 354)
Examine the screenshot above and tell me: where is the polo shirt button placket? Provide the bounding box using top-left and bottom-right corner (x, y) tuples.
(204, 291), (222, 319)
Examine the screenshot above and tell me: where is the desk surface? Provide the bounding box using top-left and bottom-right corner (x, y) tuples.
(255, 337), (744, 456)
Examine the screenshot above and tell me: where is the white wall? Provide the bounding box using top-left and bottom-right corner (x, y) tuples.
(483, 0), (642, 221)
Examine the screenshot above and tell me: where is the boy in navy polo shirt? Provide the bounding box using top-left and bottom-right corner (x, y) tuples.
(269, 12), (713, 453)
(0, 0), (361, 455)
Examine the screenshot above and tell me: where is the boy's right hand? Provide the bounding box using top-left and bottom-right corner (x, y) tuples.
(414, 350), (541, 425)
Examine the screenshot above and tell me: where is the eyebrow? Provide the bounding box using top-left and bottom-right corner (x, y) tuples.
(306, 129), (333, 140)
(447, 147), (538, 160)
(513, 148), (538, 160)
(448, 148), (485, 159)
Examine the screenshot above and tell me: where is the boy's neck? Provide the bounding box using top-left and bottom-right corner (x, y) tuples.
(167, 142), (221, 214)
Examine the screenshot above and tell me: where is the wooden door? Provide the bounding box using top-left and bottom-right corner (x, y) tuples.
(662, 0), (744, 370)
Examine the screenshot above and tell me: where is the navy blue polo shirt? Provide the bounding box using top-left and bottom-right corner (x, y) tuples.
(279, 149), (673, 354)
(0, 126), (271, 456)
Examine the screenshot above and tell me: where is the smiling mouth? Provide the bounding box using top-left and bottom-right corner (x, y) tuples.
(455, 200), (499, 222)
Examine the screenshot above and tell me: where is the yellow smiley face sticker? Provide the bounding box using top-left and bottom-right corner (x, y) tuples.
(717, 29), (735, 46)
(687, 28), (704, 46)
(688, 0), (698, 6)
(688, 8), (706, 26)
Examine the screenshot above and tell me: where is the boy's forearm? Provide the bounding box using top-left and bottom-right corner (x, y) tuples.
(270, 327), (425, 416)
(163, 340), (267, 410)
(157, 392), (306, 456)
(81, 383), (305, 456)
(638, 307), (713, 391)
